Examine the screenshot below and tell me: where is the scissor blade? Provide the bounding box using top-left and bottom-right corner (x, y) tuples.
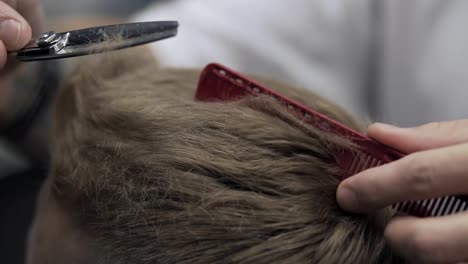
(16, 21), (178, 61)
(66, 21), (179, 47)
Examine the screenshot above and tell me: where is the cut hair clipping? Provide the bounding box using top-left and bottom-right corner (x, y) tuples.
(12, 21), (179, 62)
(195, 63), (468, 217)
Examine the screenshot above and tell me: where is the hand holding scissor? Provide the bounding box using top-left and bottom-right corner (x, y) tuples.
(12, 20), (178, 61)
(0, 0), (178, 140)
(0, 0), (42, 70)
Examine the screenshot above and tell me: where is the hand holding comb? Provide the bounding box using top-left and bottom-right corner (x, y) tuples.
(195, 63), (468, 218)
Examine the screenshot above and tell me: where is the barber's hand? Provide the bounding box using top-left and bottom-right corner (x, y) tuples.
(337, 120), (468, 264)
(0, 0), (42, 69)
(0, 0), (42, 122)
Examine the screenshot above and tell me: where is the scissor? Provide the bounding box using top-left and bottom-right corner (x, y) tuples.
(11, 21), (178, 62)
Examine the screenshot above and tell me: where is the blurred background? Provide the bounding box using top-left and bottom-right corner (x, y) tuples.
(43, 0), (158, 17)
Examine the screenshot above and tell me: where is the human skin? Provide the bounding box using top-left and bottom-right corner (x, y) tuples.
(3, 2), (467, 263)
(0, 0), (120, 124)
(0, 0), (43, 127)
(337, 120), (468, 263)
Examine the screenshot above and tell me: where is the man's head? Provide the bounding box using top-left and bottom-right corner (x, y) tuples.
(27, 50), (399, 264)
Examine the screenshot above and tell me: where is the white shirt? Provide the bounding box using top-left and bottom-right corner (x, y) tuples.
(134, 0), (468, 126)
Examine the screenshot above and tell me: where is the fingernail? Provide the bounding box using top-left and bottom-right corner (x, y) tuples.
(337, 186), (358, 211)
(0, 19), (21, 49)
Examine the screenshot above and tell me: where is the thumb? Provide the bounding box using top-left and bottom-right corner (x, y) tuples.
(368, 120), (468, 153)
(0, 1), (32, 51)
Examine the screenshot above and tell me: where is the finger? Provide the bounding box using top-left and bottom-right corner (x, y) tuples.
(0, 39), (6, 67)
(0, 1), (31, 50)
(1, 0), (18, 9)
(0, 40), (8, 111)
(337, 143), (468, 212)
(385, 212), (468, 263)
(17, 0), (43, 36)
(368, 120), (468, 153)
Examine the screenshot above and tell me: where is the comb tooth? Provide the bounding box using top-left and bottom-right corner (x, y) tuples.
(425, 198), (436, 216)
(444, 196), (453, 215)
(460, 202), (468, 212)
(433, 197), (444, 216)
(441, 197), (450, 216)
(368, 158), (378, 169)
(416, 200), (426, 217)
(404, 201), (413, 213)
(453, 198), (462, 213)
(420, 199), (431, 217)
(409, 200), (421, 216)
(430, 198), (442, 217)
(457, 200), (464, 213)
(389, 206), (399, 216)
(456, 197), (466, 213)
(401, 202), (409, 212)
(345, 154), (355, 170)
(399, 201), (409, 213)
(351, 155), (363, 175)
(355, 154), (371, 174)
(339, 152), (354, 178)
(402, 201), (411, 213)
(445, 196), (456, 216)
(443, 196), (456, 216)
(416, 199), (427, 217)
(347, 153), (383, 176)
(419, 199), (430, 216)
(340, 152), (353, 170)
(395, 202), (403, 211)
(449, 198), (458, 214)
(436, 196), (449, 216)
(347, 155), (360, 176)
(432, 198), (443, 216)
(345, 156), (357, 175)
(361, 155), (372, 171)
(425, 199), (435, 217)
(351, 155), (363, 174)
(405, 202), (415, 214)
(440, 196), (451, 216)
(456, 198), (466, 213)
(431, 198), (443, 217)
(356, 154), (369, 174)
(366, 158), (375, 169)
(376, 160), (384, 167)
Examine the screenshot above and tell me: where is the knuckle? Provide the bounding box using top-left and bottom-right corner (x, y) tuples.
(404, 155), (435, 197)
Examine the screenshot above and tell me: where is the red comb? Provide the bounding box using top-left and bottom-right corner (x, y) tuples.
(195, 63), (468, 217)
